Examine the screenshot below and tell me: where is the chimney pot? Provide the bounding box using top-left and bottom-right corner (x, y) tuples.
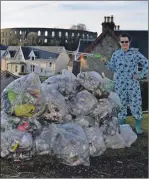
(107, 16), (110, 22)
(111, 15), (113, 22)
(117, 25), (120, 30)
(104, 16), (106, 22)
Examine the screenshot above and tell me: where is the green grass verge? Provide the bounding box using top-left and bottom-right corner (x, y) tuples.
(126, 113), (148, 133)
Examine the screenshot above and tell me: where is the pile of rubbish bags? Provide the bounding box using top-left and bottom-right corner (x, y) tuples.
(1, 70), (137, 166)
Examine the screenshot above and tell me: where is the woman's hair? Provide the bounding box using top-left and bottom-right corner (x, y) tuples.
(119, 33), (132, 41)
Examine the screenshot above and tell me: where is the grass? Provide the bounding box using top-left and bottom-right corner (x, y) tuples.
(126, 113), (148, 133)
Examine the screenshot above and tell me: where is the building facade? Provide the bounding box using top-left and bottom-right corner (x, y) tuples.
(1, 28), (97, 51)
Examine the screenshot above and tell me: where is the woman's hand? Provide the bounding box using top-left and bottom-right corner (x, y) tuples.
(132, 74), (141, 80)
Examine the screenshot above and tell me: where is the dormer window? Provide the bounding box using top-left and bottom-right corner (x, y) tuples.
(29, 50), (36, 60)
(49, 62), (52, 67)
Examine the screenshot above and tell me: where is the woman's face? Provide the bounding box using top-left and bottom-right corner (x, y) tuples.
(119, 37), (130, 51)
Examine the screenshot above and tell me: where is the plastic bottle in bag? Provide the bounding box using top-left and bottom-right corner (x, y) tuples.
(101, 72), (115, 93)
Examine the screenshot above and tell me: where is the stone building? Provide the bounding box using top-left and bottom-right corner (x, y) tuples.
(0, 28), (97, 51)
(72, 15), (148, 79)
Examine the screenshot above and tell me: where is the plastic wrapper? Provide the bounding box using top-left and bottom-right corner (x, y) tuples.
(1, 73), (45, 117)
(77, 71), (103, 93)
(108, 92), (122, 108)
(68, 90), (98, 116)
(52, 123), (90, 166)
(100, 117), (120, 136)
(1, 129), (33, 158)
(43, 69), (81, 98)
(1, 111), (21, 132)
(74, 115), (98, 127)
(101, 72), (115, 93)
(120, 124), (137, 147)
(84, 127), (106, 157)
(34, 124), (58, 155)
(34, 84), (69, 123)
(91, 98), (119, 123)
(103, 132), (126, 149)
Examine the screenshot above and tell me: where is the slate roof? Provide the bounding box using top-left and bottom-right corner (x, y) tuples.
(0, 44), (8, 50)
(78, 39), (95, 53)
(27, 46), (65, 53)
(114, 30), (148, 58)
(21, 47), (59, 60)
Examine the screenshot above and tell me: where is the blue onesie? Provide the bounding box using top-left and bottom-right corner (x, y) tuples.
(106, 48), (148, 121)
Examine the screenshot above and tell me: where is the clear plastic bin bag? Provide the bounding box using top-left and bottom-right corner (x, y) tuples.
(52, 123), (90, 166)
(1, 129), (33, 158)
(43, 70), (81, 97)
(1, 110), (21, 132)
(84, 127), (106, 157)
(77, 71), (103, 93)
(68, 90), (98, 116)
(1, 73), (45, 118)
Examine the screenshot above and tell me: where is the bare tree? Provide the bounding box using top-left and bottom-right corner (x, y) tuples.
(70, 23), (87, 31)
(6, 33), (20, 45)
(24, 32), (39, 45)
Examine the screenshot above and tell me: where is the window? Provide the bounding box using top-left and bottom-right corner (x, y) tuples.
(7, 64), (8, 70)
(49, 62), (52, 67)
(65, 32), (68, 37)
(44, 39), (47, 43)
(65, 39), (68, 43)
(30, 65), (35, 72)
(45, 31), (48, 36)
(15, 65), (17, 72)
(33, 65), (35, 71)
(72, 33), (74, 37)
(59, 31), (61, 37)
(38, 31), (41, 36)
(20, 31), (22, 35)
(52, 31), (55, 37)
(41, 68), (43, 72)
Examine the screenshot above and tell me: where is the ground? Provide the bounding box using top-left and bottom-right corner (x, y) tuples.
(1, 114), (148, 178)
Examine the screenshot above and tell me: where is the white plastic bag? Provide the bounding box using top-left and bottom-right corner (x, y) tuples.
(120, 124), (137, 147)
(84, 127), (106, 157)
(77, 71), (103, 92)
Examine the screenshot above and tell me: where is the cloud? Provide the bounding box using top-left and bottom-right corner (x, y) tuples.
(1, 1), (148, 34)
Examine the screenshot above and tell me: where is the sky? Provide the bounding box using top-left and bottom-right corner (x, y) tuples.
(1, 1), (148, 35)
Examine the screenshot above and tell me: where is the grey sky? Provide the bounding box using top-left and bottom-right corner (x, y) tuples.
(1, 1), (148, 35)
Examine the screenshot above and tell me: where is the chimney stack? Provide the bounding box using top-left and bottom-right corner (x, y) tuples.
(104, 16), (106, 22)
(101, 15), (115, 32)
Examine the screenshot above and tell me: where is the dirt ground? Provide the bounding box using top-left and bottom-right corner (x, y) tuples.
(1, 133), (148, 178)
(1, 115), (148, 178)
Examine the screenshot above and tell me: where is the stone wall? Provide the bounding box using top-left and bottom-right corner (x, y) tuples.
(1, 28), (97, 51)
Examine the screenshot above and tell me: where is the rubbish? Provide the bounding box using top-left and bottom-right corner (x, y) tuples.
(103, 132), (126, 149)
(17, 122), (30, 132)
(108, 92), (122, 108)
(74, 115), (98, 127)
(1, 72), (45, 117)
(43, 69), (80, 97)
(101, 72), (115, 93)
(77, 71), (103, 93)
(1, 70), (137, 166)
(120, 124), (137, 147)
(1, 129), (33, 157)
(1, 111), (21, 132)
(68, 90), (98, 116)
(52, 123), (90, 166)
(84, 127), (106, 157)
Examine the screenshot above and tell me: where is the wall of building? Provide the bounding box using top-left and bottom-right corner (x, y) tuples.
(88, 33), (120, 79)
(1, 28), (98, 51)
(55, 52), (70, 73)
